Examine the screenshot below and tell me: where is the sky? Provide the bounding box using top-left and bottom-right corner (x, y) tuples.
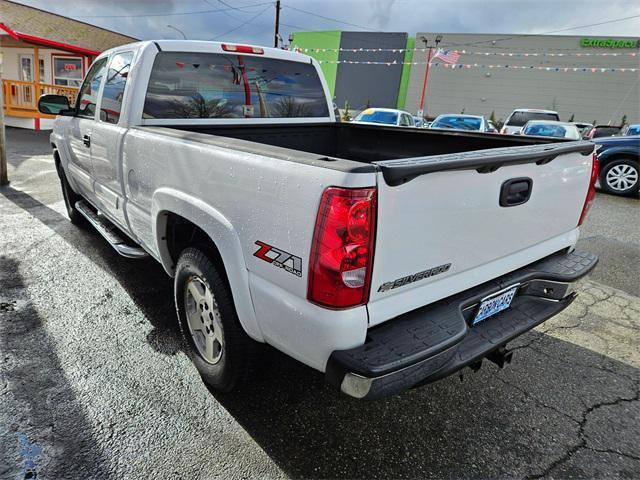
(12, 0), (640, 46)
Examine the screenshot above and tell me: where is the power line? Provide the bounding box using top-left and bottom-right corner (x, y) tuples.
(439, 14), (640, 48)
(201, 0), (245, 22)
(74, 1), (272, 19)
(212, 5), (272, 40)
(282, 5), (374, 31)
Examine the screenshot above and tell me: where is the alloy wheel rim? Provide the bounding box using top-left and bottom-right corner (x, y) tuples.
(184, 276), (224, 364)
(606, 164), (638, 192)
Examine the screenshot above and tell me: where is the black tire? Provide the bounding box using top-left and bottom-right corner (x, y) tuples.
(599, 158), (640, 196)
(56, 161), (85, 225)
(174, 247), (256, 392)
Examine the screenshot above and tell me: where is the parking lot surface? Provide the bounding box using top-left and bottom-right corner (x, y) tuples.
(1, 128), (639, 479)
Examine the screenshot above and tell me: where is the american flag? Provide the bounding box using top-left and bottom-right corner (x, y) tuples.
(432, 49), (460, 64)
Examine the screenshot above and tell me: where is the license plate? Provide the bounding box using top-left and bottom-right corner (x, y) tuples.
(473, 285), (519, 325)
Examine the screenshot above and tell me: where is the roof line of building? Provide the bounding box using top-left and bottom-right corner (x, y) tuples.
(4, 0), (139, 41)
(0, 22), (101, 56)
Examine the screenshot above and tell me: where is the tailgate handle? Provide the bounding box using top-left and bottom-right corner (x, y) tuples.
(500, 177), (532, 207)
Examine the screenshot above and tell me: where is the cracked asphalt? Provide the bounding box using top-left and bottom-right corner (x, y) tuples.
(1, 127), (639, 479)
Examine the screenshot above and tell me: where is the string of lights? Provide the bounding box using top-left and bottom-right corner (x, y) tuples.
(297, 47), (639, 57)
(313, 60), (638, 73)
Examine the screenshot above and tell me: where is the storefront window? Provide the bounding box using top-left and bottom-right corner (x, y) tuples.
(53, 56), (83, 87)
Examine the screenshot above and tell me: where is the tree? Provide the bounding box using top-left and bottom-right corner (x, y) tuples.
(460, 107), (466, 114)
(568, 113), (575, 122)
(271, 96), (311, 118)
(342, 101), (352, 122)
(169, 95), (232, 118)
(621, 114), (627, 127)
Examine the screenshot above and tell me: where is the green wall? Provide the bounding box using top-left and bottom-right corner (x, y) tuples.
(396, 36), (415, 110)
(290, 31), (341, 98)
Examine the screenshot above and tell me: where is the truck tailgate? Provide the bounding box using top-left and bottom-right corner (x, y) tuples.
(367, 141), (595, 326)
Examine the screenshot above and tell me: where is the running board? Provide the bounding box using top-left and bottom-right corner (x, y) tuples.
(75, 200), (148, 259)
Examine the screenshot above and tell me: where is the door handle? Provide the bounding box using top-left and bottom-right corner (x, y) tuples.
(500, 177), (532, 207)
(82, 134), (91, 147)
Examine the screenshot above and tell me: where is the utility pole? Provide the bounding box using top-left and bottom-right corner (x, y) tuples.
(274, 0), (281, 48)
(416, 35), (442, 119)
(0, 52), (8, 186)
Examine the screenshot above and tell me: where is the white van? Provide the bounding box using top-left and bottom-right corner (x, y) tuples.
(501, 109), (560, 135)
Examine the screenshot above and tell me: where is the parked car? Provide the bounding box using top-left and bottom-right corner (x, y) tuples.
(594, 135), (640, 195)
(572, 122), (593, 138)
(584, 125), (623, 139)
(429, 114), (492, 132)
(621, 124), (640, 136)
(412, 116), (426, 128)
(521, 121), (582, 140)
(501, 109), (560, 135)
(39, 40), (598, 400)
(352, 108), (416, 127)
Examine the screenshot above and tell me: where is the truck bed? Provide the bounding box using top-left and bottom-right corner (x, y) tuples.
(162, 122), (561, 164)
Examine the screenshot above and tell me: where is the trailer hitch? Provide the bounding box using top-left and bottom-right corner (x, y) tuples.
(486, 346), (514, 369)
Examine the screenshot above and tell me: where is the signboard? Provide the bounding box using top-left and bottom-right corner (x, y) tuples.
(580, 38), (639, 48)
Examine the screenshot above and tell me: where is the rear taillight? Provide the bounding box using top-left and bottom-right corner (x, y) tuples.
(308, 187), (377, 309)
(221, 43), (264, 54)
(578, 153), (599, 226)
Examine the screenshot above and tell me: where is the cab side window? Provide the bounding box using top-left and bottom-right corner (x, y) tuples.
(76, 58), (108, 119)
(100, 52), (133, 124)
(400, 114), (413, 127)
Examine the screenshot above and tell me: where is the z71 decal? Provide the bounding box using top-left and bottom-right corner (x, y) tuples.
(253, 241), (303, 277)
(378, 263), (452, 293)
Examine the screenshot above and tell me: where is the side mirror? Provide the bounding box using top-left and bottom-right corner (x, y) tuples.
(38, 94), (73, 115)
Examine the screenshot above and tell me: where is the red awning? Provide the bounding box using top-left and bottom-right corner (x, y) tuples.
(0, 22), (100, 56)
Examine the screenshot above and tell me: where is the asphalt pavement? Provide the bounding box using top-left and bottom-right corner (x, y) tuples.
(1, 128), (638, 479)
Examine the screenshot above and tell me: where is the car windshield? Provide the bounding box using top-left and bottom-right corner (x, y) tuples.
(143, 52), (330, 119)
(524, 123), (578, 139)
(355, 109), (398, 125)
(626, 125), (640, 135)
(431, 116), (482, 131)
(506, 111), (559, 127)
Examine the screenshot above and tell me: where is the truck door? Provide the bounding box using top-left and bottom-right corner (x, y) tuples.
(67, 57), (108, 199)
(91, 51), (134, 230)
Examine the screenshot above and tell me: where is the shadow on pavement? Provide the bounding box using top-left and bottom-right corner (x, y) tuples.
(0, 256), (110, 478)
(3, 186), (638, 479)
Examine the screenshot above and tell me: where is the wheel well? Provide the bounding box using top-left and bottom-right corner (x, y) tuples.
(599, 152), (640, 169)
(164, 212), (228, 280)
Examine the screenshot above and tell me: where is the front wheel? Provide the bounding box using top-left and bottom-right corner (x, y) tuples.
(174, 247), (257, 392)
(56, 162), (85, 225)
(599, 159), (639, 196)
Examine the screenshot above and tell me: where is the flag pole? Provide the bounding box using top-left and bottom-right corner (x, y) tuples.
(416, 35), (442, 119)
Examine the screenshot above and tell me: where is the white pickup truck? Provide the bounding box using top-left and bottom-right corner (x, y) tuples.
(39, 41), (598, 400)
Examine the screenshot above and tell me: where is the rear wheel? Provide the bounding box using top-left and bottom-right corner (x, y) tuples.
(599, 159), (639, 196)
(174, 247), (256, 392)
(56, 162), (85, 225)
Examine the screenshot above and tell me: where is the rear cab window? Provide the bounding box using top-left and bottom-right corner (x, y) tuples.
(506, 111), (559, 127)
(143, 52), (330, 119)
